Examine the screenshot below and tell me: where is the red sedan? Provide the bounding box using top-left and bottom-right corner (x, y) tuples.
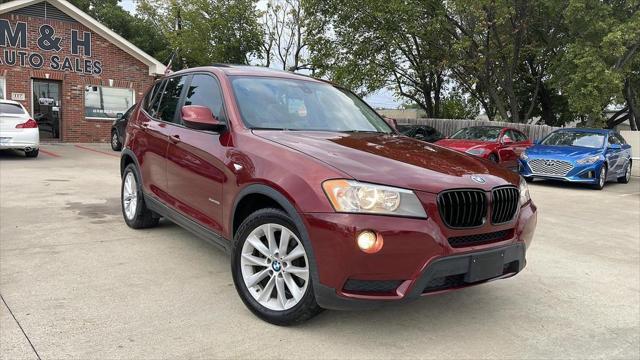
(436, 126), (532, 170)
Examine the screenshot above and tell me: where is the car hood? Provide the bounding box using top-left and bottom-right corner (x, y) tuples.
(525, 145), (602, 160)
(254, 131), (519, 193)
(435, 138), (493, 152)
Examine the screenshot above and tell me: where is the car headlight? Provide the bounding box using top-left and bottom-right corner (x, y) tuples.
(576, 155), (600, 164)
(466, 148), (487, 156)
(520, 152), (528, 160)
(322, 180), (427, 218)
(519, 176), (530, 205)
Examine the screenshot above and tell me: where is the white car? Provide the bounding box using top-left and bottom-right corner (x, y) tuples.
(0, 100), (39, 158)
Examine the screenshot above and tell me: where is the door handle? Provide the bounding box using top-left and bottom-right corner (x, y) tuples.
(169, 134), (180, 143)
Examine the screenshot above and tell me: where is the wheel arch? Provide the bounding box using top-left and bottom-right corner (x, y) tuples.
(120, 149), (140, 178)
(230, 184), (322, 294)
(231, 184), (302, 238)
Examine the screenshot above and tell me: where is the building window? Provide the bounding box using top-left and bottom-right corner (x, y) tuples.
(0, 77), (5, 100)
(84, 85), (135, 119)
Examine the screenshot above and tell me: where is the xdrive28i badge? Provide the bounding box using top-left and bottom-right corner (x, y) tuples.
(471, 175), (486, 184)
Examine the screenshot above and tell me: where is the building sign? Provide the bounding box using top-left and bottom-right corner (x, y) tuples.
(0, 20), (102, 75)
(11, 92), (25, 101)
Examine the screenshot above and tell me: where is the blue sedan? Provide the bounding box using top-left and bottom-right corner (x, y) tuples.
(519, 128), (632, 190)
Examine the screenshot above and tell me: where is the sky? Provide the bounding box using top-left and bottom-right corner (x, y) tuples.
(119, 0), (401, 109)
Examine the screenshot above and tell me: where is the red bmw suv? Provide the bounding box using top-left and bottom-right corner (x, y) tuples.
(120, 65), (537, 325)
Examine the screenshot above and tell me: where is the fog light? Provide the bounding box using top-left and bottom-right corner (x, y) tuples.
(357, 230), (383, 254)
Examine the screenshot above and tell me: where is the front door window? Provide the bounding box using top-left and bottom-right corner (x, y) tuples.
(32, 80), (62, 139)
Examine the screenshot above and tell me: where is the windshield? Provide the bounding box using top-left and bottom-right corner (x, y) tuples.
(450, 127), (501, 142)
(230, 76), (392, 133)
(0, 103), (26, 115)
(541, 131), (605, 148)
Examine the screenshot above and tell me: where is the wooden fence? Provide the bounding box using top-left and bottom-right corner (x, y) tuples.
(396, 118), (561, 141)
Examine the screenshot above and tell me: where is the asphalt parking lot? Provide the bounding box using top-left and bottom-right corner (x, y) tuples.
(1, 143), (639, 360)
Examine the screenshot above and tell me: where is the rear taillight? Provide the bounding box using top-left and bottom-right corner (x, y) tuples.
(16, 119), (38, 128)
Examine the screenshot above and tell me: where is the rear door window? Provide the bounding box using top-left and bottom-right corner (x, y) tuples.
(156, 76), (187, 123)
(183, 74), (227, 123)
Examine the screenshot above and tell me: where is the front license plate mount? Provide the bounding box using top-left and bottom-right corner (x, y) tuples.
(465, 251), (505, 283)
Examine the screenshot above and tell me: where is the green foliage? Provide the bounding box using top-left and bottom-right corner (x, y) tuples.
(137, 0), (263, 67)
(68, 0), (639, 127)
(550, 0), (640, 126)
(304, 0), (451, 117)
(67, 0), (170, 63)
(440, 93), (480, 119)
(304, 0), (639, 126)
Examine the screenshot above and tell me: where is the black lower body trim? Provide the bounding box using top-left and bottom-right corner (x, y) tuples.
(144, 194), (231, 253)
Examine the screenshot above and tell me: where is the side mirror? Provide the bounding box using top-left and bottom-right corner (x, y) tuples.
(534, 139), (541, 145)
(608, 143), (622, 150)
(116, 113), (124, 119)
(181, 105), (225, 131)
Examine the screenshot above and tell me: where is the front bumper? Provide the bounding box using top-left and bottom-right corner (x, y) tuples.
(519, 159), (602, 184)
(303, 198), (537, 310)
(316, 243), (525, 310)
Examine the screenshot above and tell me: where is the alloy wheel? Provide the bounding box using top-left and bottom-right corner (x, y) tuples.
(626, 164), (631, 182)
(599, 167), (606, 188)
(112, 133), (119, 148)
(240, 223), (309, 311)
(123, 172), (138, 220)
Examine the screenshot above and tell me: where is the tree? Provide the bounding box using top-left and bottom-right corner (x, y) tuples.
(137, 0), (263, 67)
(551, 0), (640, 129)
(305, 0), (452, 118)
(445, 0), (567, 123)
(261, 0), (312, 71)
(67, 0), (171, 63)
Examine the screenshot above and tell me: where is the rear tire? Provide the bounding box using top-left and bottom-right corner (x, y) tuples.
(488, 154), (499, 163)
(592, 165), (607, 190)
(111, 130), (122, 151)
(25, 149), (39, 158)
(231, 208), (322, 325)
(618, 162), (631, 184)
(121, 164), (159, 229)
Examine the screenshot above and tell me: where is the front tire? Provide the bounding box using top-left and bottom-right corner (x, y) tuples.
(121, 164), (159, 228)
(618, 162), (631, 184)
(593, 165), (607, 190)
(231, 208), (322, 325)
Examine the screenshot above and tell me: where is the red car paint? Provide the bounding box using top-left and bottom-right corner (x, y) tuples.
(122, 66), (537, 307)
(436, 127), (532, 169)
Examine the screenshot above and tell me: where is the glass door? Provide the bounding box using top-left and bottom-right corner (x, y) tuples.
(32, 80), (62, 140)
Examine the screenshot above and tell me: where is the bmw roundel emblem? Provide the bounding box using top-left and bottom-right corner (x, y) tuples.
(471, 175), (486, 184)
(272, 260), (282, 272)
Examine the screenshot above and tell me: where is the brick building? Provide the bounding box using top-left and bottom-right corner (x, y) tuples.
(0, 0), (165, 142)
